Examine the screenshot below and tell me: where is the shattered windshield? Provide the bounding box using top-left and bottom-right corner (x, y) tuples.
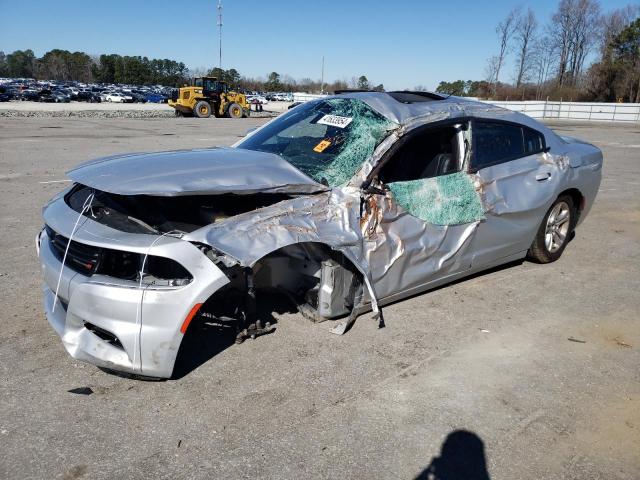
(237, 98), (398, 187)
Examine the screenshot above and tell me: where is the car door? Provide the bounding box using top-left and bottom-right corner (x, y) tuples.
(361, 120), (486, 301)
(467, 119), (559, 268)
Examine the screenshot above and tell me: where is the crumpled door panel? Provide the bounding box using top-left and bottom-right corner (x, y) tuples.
(470, 152), (564, 266)
(361, 189), (481, 301)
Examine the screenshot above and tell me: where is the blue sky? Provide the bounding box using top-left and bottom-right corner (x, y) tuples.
(0, 0), (634, 89)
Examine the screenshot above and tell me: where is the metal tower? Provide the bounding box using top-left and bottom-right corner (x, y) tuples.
(217, 0), (223, 69)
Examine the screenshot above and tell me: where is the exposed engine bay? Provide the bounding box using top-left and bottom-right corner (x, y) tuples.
(66, 184), (293, 234)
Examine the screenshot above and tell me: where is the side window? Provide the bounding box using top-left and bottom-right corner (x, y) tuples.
(472, 122), (524, 170)
(523, 127), (545, 154)
(376, 124), (485, 226)
(378, 126), (461, 184)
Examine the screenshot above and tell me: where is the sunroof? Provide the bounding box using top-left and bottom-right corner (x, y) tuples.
(386, 91), (446, 103)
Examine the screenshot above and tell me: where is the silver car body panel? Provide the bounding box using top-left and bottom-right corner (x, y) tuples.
(39, 93), (603, 377)
(67, 147), (327, 196)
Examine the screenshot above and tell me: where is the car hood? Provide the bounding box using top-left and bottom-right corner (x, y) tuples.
(66, 147), (328, 196)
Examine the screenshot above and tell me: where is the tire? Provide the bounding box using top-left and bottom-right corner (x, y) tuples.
(226, 102), (243, 118)
(527, 195), (575, 263)
(194, 100), (211, 118)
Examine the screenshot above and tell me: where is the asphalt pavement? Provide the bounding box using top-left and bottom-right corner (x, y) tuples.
(0, 116), (638, 479)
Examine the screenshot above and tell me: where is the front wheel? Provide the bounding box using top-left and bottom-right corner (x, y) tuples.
(527, 195), (575, 263)
(226, 102), (243, 118)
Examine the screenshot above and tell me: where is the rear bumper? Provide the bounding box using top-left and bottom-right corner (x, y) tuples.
(38, 199), (230, 377)
(574, 160), (602, 226)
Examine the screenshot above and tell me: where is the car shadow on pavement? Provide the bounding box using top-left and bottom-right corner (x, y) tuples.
(414, 429), (491, 480)
(171, 290), (297, 379)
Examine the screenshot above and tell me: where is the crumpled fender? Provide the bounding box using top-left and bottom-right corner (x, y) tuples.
(183, 187), (383, 327)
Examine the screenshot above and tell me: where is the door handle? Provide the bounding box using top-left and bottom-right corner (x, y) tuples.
(536, 172), (552, 181)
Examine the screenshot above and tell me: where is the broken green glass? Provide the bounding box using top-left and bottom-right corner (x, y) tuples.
(388, 172), (485, 225)
(314, 98), (397, 186)
(237, 98), (398, 187)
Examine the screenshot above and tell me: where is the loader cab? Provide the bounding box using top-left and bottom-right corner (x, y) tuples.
(194, 77), (227, 95)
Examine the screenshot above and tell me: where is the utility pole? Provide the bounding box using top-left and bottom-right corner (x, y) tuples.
(217, 0), (223, 70)
(321, 56), (325, 94)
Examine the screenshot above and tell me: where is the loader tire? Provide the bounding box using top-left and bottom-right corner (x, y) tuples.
(194, 101), (211, 118)
(226, 102), (243, 119)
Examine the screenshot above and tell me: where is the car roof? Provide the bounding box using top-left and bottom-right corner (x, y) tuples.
(331, 91), (560, 144)
(334, 91), (525, 126)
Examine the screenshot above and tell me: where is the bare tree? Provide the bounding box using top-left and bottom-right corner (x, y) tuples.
(569, 0), (601, 83)
(551, 0), (601, 87)
(551, 0), (573, 87)
(531, 36), (558, 99)
(514, 8), (538, 88)
(491, 9), (519, 94)
(485, 55), (500, 96)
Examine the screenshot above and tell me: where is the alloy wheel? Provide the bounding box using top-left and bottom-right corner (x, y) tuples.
(545, 201), (571, 253)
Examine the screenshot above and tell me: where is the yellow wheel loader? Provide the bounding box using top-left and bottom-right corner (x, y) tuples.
(169, 77), (250, 118)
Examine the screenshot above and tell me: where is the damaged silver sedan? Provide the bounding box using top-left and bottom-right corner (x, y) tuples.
(37, 91), (602, 378)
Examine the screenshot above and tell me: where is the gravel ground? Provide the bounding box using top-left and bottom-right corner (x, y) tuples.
(0, 117), (638, 480)
(0, 100), (289, 118)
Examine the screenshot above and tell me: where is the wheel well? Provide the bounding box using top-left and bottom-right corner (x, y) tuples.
(252, 242), (363, 319)
(197, 242), (364, 324)
(559, 188), (584, 212)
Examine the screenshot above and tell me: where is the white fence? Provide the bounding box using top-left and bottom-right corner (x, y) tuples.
(484, 100), (640, 123)
(292, 93), (328, 103)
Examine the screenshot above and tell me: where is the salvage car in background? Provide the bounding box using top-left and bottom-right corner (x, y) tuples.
(144, 92), (168, 103)
(75, 91), (101, 103)
(37, 92), (602, 378)
(104, 92), (133, 103)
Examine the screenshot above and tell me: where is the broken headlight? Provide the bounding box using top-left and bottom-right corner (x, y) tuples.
(191, 242), (238, 269)
(99, 250), (193, 287)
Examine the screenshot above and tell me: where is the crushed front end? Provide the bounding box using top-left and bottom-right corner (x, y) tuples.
(38, 187), (230, 378)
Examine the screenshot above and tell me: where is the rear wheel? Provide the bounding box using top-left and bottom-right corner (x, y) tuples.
(226, 102), (243, 118)
(528, 195), (575, 263)
(194, 101), (211, 118)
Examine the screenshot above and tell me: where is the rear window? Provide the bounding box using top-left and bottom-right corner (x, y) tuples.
(472, 121), (546, 170)
(524, 127), (545, 154)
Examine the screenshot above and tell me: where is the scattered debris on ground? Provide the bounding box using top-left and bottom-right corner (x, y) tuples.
(567, 336), (587, 343)
(68, 387), (93, 395)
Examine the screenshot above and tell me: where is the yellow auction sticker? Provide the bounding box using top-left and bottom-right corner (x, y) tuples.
(313, 140), (332, 153)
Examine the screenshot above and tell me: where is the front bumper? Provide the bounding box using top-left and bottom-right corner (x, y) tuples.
(38, 197), (230, 378)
